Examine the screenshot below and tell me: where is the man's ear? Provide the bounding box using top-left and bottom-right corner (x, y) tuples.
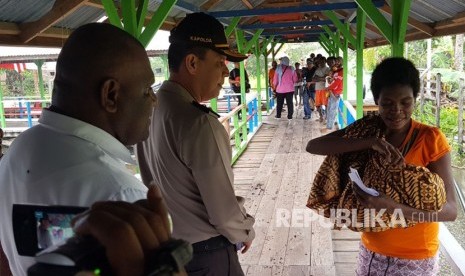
(185, 54), (198, 75)
(100, 79), (120, 113)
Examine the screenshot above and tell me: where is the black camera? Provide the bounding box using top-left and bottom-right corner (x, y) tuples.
(13, 204), (193, 276)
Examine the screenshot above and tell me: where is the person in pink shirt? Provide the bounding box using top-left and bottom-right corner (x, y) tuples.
(273, 56), (298, 120)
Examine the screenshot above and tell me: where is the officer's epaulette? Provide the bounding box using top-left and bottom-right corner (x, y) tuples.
(191, 101), (220, 118)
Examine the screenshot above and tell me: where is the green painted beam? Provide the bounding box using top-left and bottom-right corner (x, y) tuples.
(342, 24), (349, 127)
(236, 29), (246, 52)
(260, 36), (273, 54)
(225, 17), (240, 37)
(391, 0), (411, 57)
(356, 6), (366, 119)
(267, 40), (278, 56)
(136, 0), (149, 34)
(254, 40), (262, 122)
(342, 24), (349, 99)
(323, 10), (356, 47)
(235, 28), (248, 134)
(263, 52), (270, 113)
(260, 37), (273, 112)
(319, 41), (331, 56)
(274, 42), (284, 56)
(355, 0), (392, 44)
(319, 34), (335, 54)
(244, 29), (264, 53)
(336, 30), (342, 56)
(101, 0), (123, 28)
(322, 25), (343, 50)
(122, 0), (137, 36)
(139, 0), (177, 47)
(34, 60), (46, 107)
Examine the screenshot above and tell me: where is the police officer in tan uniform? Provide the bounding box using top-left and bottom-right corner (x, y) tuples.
(137, 13), (255, 276)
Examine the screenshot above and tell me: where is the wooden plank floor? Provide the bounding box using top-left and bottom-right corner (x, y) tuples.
(233, 106), (359, 276)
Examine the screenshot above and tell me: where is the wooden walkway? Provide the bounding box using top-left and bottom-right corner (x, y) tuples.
(233, 106), (360, 276)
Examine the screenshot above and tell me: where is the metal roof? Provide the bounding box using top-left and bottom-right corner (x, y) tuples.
(0, 0), (464, 48)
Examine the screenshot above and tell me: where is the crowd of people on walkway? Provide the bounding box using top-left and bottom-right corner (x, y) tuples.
(268, 53), (344, 133)
(0, 11), (457, 276)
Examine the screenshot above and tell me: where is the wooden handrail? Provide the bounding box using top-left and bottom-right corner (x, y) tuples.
(218, 104), (244, 123)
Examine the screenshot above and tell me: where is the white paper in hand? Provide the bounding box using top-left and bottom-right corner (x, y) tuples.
(349, 167), (379, 197)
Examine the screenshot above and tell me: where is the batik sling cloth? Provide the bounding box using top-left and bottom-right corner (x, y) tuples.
(306, 115), (446, 232)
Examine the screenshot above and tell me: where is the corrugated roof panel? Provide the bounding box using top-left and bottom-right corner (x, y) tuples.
(147, 0), (194, 20)
(0, 0), (54, 23)
(208, 0), (255, 12)
(408, 8), (435, 23)
(410, 1), (450, 23)
(54, 6), (106, 29)
(421, 0), (464, 19)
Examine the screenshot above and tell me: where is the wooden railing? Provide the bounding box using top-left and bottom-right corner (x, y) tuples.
(218, 93), (262, 164)
(1, 98), (50, 130)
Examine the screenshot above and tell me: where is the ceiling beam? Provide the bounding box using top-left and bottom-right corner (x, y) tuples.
(19, 0), (89, 43)
(260, 2), (302, 8)
(0, 35), (69, 48)
(0, 22), (71, 39)
(261, 28), (331, 36)
(85, 0), (178, 28)
(241, 0), (253, 9)
(0, 22), (19, 35)
(209, 1), (384, 18)
(240, 19), (337, 30)
(201, 0), (223, 11)
(380, 4), (435, 36)
(85, 0), (103, 9)
(451, 11), (465, 23)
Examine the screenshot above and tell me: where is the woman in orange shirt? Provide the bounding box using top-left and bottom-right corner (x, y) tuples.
(268, 60), (277, 93)
(306, 57), (457, 275)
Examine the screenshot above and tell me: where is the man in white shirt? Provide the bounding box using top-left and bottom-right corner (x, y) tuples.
(0, 23), (156, 275)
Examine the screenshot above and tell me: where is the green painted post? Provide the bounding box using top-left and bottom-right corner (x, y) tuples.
(323, 26), (343, 53)
(235, 29), (248, 137)
(356, 6), (366, 119)
(269, 41), (277, 60)
(254, 41), (262, 123)
(391, 0), (411, 57)
(121, 0), (138, 36)
(0, 76), (5, 128)
(139, 0), (176, 47)
(101, 0), (123, 28)
(354, 0), (392, 44)
(233, 115), (241, 156)
(244, 30), (263, 53)
(320, 34), (335, 55)
(103, 0), (176, 47)
(261, 37), (273, 113)
(136, 0), (149, 34)
(34, 60), (47, 107)
(319, 40), (331, 56)
(342, 24), (349, 126)
(274, 43), (284, 56)
(225, 17), (240, 37)
(263, 52), (270, 113)
(323, 11), (356, 47)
